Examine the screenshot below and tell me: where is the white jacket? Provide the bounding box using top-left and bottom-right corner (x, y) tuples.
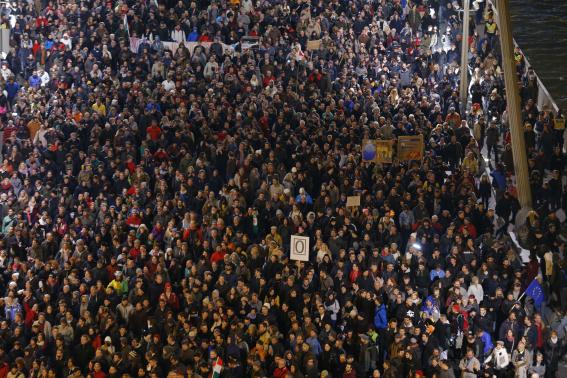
(241, 0), (254, 14)
(60, 36), (72, 50)
(467, 284), (484, 304)
(171, 29), (186, 44)
(485, 347), (510, 370)
(0, 67), (12, 81)
(39, 71), (50, 87)
(161, 79), (175, 92)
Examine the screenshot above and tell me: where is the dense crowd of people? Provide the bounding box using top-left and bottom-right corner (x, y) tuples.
(0, 0), (565, 377)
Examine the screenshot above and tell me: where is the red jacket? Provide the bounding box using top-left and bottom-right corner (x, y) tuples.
(349, 269), (361, 283)
(183, 227), (203, 243)
(263, 75), (275, 87)
(161, 291), (180, 311)
(36, 16), (49, 28)
(273, 367), (289, 378)
(146, 125), (161, 141)
(129, 247), (141, 260)
(126, 214), (141, 227)
(210, 250), (226, 264)
(0, 362), (8, 378)
(308, 72), (322, 83)
(92, 334), (102, 350)
(92, 371), (106, 378)
(23, 302), (37, 329)
(458, 223), (477, 239)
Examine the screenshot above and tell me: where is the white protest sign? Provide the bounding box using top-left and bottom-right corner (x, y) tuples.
(290, 235), (310, 261)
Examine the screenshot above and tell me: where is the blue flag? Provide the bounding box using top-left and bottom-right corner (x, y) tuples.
(525, 279), (545, 309)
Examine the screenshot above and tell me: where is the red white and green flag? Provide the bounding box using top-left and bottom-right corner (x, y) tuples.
(212, 357), (223, 378)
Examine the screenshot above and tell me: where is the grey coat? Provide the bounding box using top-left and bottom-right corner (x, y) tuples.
(528, 363), (545, 377)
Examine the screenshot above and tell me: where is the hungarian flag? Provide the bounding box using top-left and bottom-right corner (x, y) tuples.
(212, 357), (223, 378)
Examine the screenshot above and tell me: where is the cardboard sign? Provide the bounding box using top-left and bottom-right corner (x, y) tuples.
(306, 39), (322, 51)
(290, 235), (310, 261)
(397, 135), (424, 161)
(375, 140), (394, 163)
(346, 196), (361, 207)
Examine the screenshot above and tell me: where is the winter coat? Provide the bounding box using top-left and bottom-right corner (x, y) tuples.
(374, 304), (387, 330)
(486, 125), (499, 146)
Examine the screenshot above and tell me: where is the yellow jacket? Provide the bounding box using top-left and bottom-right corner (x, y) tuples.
(108, 279), (128, 296)
(462, 156), (479, 176)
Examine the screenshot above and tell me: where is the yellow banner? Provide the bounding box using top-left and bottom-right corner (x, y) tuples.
(362, 139), (393, 163)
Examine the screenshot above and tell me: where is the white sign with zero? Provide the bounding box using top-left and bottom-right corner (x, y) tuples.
(290, 235), (310, 261)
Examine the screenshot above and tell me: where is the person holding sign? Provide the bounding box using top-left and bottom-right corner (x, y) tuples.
(290, 235), (310, 262)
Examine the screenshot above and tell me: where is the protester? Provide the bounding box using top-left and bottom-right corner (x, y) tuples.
(528, 352), (546, 378)
(0, 0), (565, 377)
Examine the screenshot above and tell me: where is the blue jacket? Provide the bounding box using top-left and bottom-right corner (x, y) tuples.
(430, 269), (446, 281)
(374, 304), (387, 330)
(188, 31), (199, 42)
(44, 39), (54, 50)
(421, 295), (440, 316)
(491, 169), (506, 190)
(5, 303), (21, 322)
(295, 193), (313, 205)
(480, 331), (494, 354)
(306, 336), (322, 356)
(5, 81), (20, 99)
(29, 75), (41, 88)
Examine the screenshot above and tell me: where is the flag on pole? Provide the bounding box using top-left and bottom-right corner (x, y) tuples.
(123, 14), (130, 38)
(525, 278), (545, 309)
(124, 14), (134, 52)
(212, 356), (223, 378)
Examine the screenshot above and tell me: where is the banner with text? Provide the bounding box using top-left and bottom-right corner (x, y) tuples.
(397, 135), (424, 161)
